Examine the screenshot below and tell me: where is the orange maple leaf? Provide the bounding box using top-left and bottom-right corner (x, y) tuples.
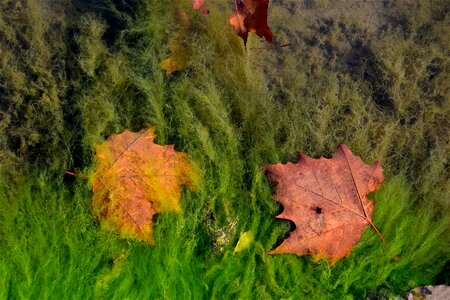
(265, 144), (384, 263)
(91, 128), (200, 243)
(229, 0), (273, 44)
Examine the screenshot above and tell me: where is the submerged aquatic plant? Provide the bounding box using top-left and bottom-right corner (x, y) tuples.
(0, 0), (448, 298)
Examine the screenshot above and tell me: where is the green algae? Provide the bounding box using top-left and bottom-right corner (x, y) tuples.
(0, 0), (448, 298)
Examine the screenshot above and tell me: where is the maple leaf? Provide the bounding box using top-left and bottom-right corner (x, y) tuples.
(265, 144), (384, 263)
(91, 128), (200, 244)
(229, 0), (273, 44)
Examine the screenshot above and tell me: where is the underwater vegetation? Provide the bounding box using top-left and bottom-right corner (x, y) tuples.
(0, 0), (448, 298)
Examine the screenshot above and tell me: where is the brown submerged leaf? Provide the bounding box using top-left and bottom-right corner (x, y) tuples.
(266, 144), (384, 263)
(92, 128), (200, 243)
(159, 39), (190, 75)
(160, 9), (191, 75)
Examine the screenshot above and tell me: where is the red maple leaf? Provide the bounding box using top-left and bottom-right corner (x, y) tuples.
(229, 0), (273, 44)
(265, 144), (384, 263)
